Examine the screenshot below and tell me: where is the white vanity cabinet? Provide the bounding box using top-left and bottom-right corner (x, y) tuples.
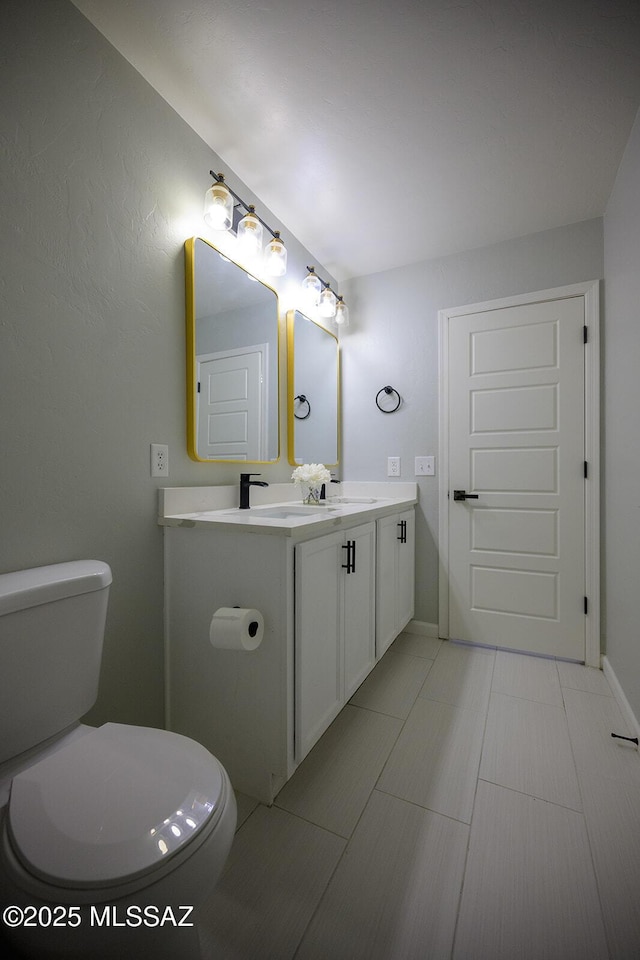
(161, 486), (416, 805)
(376, 509), (415, 656)
(294, 521), (375, 762)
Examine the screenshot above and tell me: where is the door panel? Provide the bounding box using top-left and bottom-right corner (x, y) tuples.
(448, 296), (585, 660)
(472, 447), (558, 492)
(471, 318), (557, 373)
(472, 384), (558, 433)
(471, 508), (557, 556)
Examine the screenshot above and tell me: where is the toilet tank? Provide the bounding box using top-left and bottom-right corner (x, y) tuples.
(0, 561), (112, 765)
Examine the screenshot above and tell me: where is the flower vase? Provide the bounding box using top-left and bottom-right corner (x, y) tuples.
(302, 486), (322, 505)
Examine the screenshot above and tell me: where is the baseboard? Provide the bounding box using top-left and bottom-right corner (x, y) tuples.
(404, 619), (440, 638)
(602, 656), (640, 741)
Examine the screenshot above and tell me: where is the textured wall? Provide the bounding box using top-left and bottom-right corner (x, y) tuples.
(603, 106), (640, 719)
(342, 219), (604, 625)
(0, 0), (334, 728)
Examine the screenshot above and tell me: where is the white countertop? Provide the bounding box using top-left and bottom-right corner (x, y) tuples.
(159, 482), (417, 537)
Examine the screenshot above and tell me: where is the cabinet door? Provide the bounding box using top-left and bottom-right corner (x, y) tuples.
(396, 509), (415, 633)
(295, 531), (343, 762)
(376, 513), (403, 657)
(343, 522), (376, 699)
(376, 510), (416, 657)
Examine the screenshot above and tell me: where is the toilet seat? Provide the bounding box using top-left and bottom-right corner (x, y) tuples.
(6, 723), (227, 890)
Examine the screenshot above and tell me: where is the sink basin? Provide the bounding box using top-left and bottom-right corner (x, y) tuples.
(328, 497), (379, 504)
(226, 505), (340, 519)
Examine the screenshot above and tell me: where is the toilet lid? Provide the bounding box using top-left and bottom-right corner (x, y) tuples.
(7, 723), (226, 888)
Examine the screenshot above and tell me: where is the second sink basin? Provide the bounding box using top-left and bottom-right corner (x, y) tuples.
(230, 505), (340, 519)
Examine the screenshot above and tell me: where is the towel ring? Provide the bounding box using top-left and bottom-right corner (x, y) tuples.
(375, 386), (401, 413)
(294, 394), (311, 420)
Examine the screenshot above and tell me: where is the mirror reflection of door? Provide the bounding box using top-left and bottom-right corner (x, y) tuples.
(197, 345), (268, 460)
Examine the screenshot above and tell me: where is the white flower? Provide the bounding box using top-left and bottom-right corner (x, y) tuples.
(291, 463), (331, 486)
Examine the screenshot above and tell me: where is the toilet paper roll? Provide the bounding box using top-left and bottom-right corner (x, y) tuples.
(209, 607), (264, 651)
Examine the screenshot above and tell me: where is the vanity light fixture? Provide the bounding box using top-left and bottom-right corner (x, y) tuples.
(205, 171), (288, 277)
(203, 175), (234, 231)
(335, 296), (349, 327)
(301, 267), (322, 307)
(301, 266), (349, 329)
(264, 231), (287, 276)
(237, 205), (263, 260)
(319, 284), (337, 319)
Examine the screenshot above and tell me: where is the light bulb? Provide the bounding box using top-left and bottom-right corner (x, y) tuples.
(335, 298), (349, 327)
(237, 206), (263, 260)
(264, 232), (287, 276)
(319, 286), (337, 319)
(301, 268), (322, 308)
(203, 178), (233, 231)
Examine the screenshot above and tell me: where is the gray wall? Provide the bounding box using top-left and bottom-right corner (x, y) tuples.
(342, 219), (604, 625)
(0, 0), (334, 728)
(603, 106), (640, 720)
(3, 0), (636, 731)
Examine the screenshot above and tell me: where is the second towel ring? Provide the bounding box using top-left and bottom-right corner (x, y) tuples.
(376, 386), (402, 413)
(294, 394), (311, 420)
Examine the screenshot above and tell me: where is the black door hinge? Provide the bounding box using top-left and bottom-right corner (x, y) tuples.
(197, 381), (201, 393)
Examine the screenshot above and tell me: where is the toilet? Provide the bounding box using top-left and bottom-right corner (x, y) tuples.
(0, 560), (236, 959)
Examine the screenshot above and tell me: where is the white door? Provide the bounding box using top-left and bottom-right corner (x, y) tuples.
(197, 347), (265, 460)
(446, 296), (586, 660)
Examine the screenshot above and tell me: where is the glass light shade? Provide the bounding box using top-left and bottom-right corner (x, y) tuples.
(319, 287), (337, 319)
(203, 180), (233, 231)
(301, 269), (322, 308)
(264, 232), (287, 276)
(237, 207), (263, 259)
(335, 298), (350, 326)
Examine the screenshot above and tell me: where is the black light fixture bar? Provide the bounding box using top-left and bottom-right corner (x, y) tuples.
(209, 170), (281, 240)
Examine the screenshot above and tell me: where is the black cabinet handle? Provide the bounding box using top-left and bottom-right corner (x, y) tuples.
(397, 520), (407, 543)
(341, 540), (356, 573)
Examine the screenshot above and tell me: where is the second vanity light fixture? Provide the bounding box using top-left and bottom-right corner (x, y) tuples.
(301, 266), (349, 328)
(204, 171), (288, 277)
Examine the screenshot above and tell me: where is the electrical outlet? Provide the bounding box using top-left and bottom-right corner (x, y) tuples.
(151, 443), (169, 478)
(415, 456), (435, 476)
(387, 456), (401, 477)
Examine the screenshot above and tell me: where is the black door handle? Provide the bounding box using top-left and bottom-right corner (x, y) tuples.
(453, 490), (479, 501)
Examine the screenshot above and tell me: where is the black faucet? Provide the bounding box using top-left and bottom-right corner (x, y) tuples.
(320, 478), (341, 500)
(239, 473), (269, 509)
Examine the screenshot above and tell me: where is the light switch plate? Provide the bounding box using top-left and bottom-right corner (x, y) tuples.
(415, 456), (435, 476)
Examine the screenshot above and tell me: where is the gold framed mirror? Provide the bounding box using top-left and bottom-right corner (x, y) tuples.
(185, 237), (280, 462)
(287, 309), (340, 467)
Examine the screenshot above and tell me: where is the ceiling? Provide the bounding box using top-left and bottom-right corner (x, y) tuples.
(71, 0), (640, 281)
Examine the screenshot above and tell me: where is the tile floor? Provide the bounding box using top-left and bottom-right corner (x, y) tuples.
(199, 635), (640, 960)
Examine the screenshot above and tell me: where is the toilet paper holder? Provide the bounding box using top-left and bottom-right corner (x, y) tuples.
(210, 606), (264, 651)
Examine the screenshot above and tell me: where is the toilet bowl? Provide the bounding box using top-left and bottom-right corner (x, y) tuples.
(0, 561), (236, 959)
